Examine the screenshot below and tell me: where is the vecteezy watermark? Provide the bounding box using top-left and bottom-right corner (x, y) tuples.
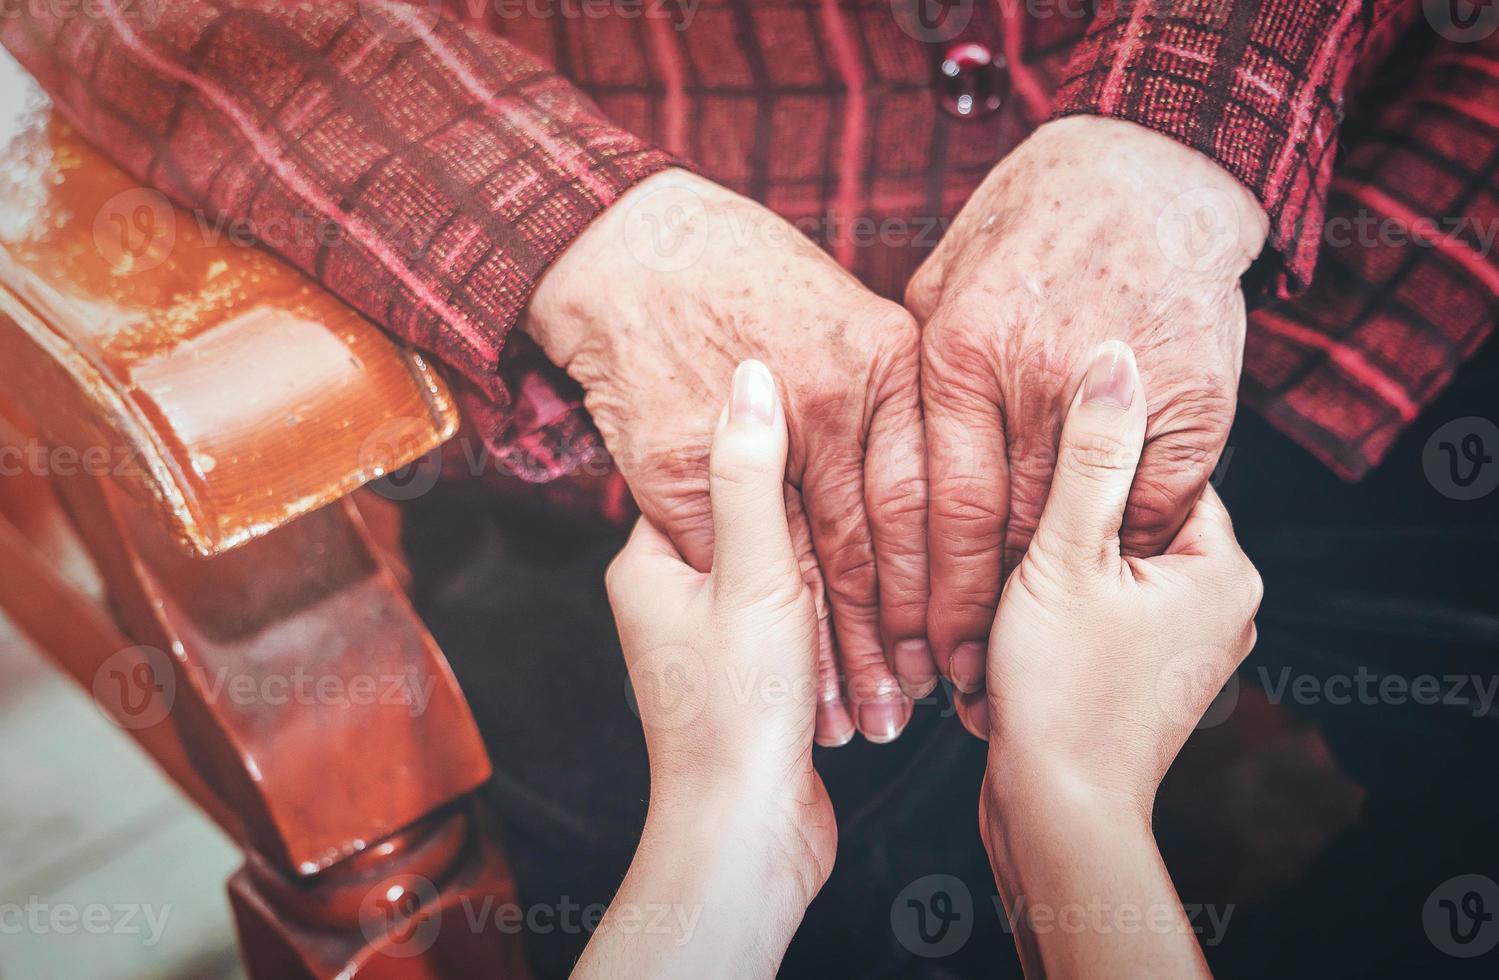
(998, 896), (1235, 948)
(0, 899), (172, 947)
(357, 0), (705, 43)
(891, 876), (1233, 957)
(891, 874), (975, 958)
(1323, 210), (1499, 256)
(92, 644), (177, 731)
(358, 875), (703, 958)
(623, 643), (711, 732)
(1424, 874), (1499, 958)
(93, 187), (176, 273)
(622, 644), (978, 734)
(1424, 0), (1499, 43)
(91, 645), (440, 731)
(890, 0), (974, 42)
(0, 0), (164, 29)
(1155, 649), (1242, 731)
(1423, 416), (1499, 501)
(0, 439), (145, 480)
(616, 175), (955, 273)
(360, 874), (443, 958)
(475, 0), (701, 28)
(357, 0), (444, 43)
(356, 418), (446, 501)
(1258, 666), (1499, 720)
(92, 189), (425, 273)
(1153, 186), (1251, 274)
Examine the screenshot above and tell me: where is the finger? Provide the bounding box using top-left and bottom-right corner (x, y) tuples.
(923, 327), (1007, 695)
(788, 490), (855, 747)
(1163, 482), (1239, 559)
(904, 256), (945, 324)
(707, 360), (802, 601)
(604, 516), (695, 659)
(1118, 400), (1234, 560)
(955, 689), (989, 740)
(802, 438), (912, 744)
(1029, 341), (1147, 575)
(865, 364), (935, 699)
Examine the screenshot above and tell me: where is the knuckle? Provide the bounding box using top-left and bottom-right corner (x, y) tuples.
(868, 475), (928, 528)
(1244, 561), (1265, 612)
(822, 546), (879, 605)
(929, 479), (1001, 530)
(603, 551), (632, 605)
(933, 575), (1003, 610)
(905, 260), (945, 319)
(844, 661), (900, 703)
(923, 311), (996, 382)
(709, 454), (775, 491)
(1011, 550), (1081, 600)
(1058, 430), (1137, 480)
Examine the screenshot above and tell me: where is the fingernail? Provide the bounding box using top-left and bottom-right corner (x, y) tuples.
(949, 640), (985, 695)
(857, 695), (912, 745)
(815, 698), (856, 748)
(1081, 341), (1135, 409)
(730, 359), (775, 426)
(961, 695), (990, 740)
(893, 639), (938, 698)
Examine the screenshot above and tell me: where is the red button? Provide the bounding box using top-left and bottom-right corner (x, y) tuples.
(938, 41), (1007, 120)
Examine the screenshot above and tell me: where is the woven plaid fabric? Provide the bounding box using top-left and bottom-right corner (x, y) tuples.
(1243, 26), (1499, 478)
(3, 0), (1493, 485)
(0, 0), (679, 479)
(1051, 0), (1423, 299)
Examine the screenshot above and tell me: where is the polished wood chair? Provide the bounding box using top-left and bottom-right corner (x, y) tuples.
(0, 85), (529, 978)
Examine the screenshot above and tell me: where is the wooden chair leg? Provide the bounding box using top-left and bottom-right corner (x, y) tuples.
(229, 802), (529, 979)
(0, 424), (528, 977)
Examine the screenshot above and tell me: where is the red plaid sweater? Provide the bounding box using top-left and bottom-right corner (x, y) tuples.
(3, 0), (1495, 483)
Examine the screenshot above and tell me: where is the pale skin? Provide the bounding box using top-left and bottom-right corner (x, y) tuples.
(526, 115), (1267, 746)
(580, 355), (1261, 979)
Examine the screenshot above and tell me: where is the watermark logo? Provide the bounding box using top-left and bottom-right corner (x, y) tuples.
(1424, 0), (1499, 43)
(619, 181), (712, 273)
(999, 896), (1235, 947)
(1154, 648), (1239, 731)
(890, 0), (974, 42)
(91, 644), (176, 731)
(360, 874), (443, 957)
(358, 0), (444, 43)
(891, 874), (974, 958)
(1424, 874), (1499, 958)
(93, 187), (175, 273)
(0, 898), (171, 946)
(1423, 417), (1499, 501)
(1154, 186), (1245, 274)
(0, 1), (166, 31)
(358, 417), (445, 501)
(624, 643), (709, 732)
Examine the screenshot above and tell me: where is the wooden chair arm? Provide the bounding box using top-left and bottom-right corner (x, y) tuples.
(0, 79), (458, 557)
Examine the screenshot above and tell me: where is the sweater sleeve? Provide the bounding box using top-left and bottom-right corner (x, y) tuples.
(1052, 0), (1422, 299)
(0, 0), (680, 468)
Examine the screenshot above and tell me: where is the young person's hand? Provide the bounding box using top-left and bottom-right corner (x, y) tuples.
(975, 341), (1261, 979)
(575, 360), (833, 979)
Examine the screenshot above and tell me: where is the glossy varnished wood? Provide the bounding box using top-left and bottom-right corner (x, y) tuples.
(0, 79), (526, 976)
(0, 81), (458, 556)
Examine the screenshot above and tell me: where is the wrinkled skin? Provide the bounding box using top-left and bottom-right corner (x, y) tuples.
(908, 116), (1269, 712)
(529, 170), (932, 745)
